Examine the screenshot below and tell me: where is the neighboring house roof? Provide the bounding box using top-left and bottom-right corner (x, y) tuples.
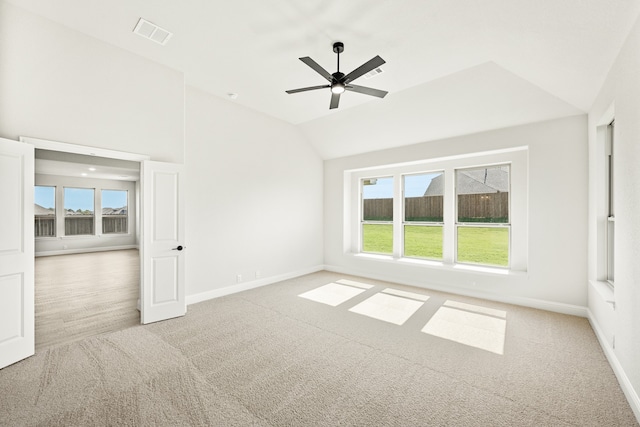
(102, 207), (127, 215)
(34, 204), (54, 215)
(424, 167), (509, 196)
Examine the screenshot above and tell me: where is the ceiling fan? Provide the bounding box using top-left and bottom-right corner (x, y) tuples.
(286, 42), (388, 110)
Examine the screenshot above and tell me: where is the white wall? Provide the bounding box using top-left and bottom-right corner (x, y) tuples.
(325, 115), (588, 310)
(0, 1), (184, 163)
(184, 87), (324, 298)
(34, 174), (137, 256)
(588, 14), (640, 418)
(0, 2), (324, 300)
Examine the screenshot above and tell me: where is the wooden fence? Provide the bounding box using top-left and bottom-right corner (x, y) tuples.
(363, 192), (508, 221)
(456, 193), (508, 221)
(65, 216), (95, 235)
(35, 216), (55, 237)
(35, 215), (128, 237)
(102, 215), (128, 234)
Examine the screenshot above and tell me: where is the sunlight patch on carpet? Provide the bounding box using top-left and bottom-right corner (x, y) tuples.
(298, 283), (366, 306)
(349, 293), (425, 325)
(422, 301), (507, 355)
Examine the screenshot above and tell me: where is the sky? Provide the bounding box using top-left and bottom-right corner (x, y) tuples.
(363, 173), (441, 199)
(34, 186), (127, 211)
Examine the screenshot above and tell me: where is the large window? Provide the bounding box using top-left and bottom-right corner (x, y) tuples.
(34, 186), (56, 237)
(403, 172), (443, 260)
(64, 187), (95, 236)
(350, 148), (526, 271)
(455, 165), (510, 267)
(102, 189), (128, 234)
(361, 177), (393, 254)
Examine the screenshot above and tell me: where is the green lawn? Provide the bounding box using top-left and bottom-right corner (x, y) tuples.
(404, 225), (443, 260)
(362, 224), (509, 266)
(457, 227), (509, 267)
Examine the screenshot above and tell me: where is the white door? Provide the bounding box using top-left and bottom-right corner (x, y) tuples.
(140, 160), (186, 324)
(0, 138), (34, 369)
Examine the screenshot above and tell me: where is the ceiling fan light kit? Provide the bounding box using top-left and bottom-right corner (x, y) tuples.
(286, 42), (388, 110)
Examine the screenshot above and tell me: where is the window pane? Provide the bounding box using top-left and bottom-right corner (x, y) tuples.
(457, 227), (509, 267)
(34, 186), (55, 237)
(404, 225), (442, 260)
(362, 177), (393, 221)
(102, 190), (128, 234)
(456, 166), (509, 223)
(362, 224), (393, 254)
(404, 172), (443, 222)
(64, 187), (94, 236)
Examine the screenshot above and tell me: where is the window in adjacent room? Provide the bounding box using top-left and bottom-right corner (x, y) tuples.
(64, 187), (95, 236)
(606, 120), (615, 284)
(102, 189), (128, 234)
(455, 165), (510, 267)
(34, 186), (56, 237)
(361, 177), (394, 255)
(403, 172), (444, 260)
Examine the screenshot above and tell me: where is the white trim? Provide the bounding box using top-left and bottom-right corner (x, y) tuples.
(35, 245), (138, 257)
(588, 309), (640, 424)
(186, 265), (324, 305)
(20, 136), (150, 162)
(324, 264), (587, 317)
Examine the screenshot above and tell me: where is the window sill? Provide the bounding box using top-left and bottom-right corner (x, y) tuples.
(350, 253), (526, 277)
(589, 280), (615, 308)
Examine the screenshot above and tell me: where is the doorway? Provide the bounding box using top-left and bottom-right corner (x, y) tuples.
(33, 147), (142, 349)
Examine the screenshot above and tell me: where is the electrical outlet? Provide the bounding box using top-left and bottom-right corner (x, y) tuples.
(236, 274), (242, 283)
(255, 270), (261, 278)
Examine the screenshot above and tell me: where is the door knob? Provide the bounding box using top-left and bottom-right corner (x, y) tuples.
(172, 245), (185, 251)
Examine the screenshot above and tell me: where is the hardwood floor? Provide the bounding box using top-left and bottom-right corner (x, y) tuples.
(35, 249), (140, 351)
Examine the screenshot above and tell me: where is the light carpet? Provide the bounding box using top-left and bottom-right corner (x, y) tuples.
(1, 271), (637, 426)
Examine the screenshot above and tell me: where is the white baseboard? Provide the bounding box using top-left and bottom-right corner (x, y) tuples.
(323, 264), (588, 317)
(588, 309), (640, 424)
(186, 265), (324, 306)
(35, 245), (139, 257)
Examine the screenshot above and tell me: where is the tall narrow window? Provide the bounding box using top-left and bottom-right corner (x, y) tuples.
(64, 187), (95, 236)
(403, 172), (443, 260)
(361, 177), (393, 254)
(34, 186), (56, 237)
(455, 165), (510, 267)
(102, 189), (128, 234)
(606, 120), (615, 284)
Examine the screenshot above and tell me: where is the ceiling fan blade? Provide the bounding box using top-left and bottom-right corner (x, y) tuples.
(343, 55), (385, 84)
(286, 85), (330, 94)
(329, 92), (341, 109)
(299, 57), (333, 82)
(345, 84), (388, 98)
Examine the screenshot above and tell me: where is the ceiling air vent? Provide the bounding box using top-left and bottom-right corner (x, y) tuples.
(364, 67), (384, 79)
(133, 18), (173, 45)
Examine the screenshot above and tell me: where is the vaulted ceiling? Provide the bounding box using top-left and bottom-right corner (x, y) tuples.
(5, 0), (640, 158)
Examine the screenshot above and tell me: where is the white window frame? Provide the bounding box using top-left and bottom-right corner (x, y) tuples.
(34, 185), (57, 238)
(605, 120), (615, 285)
(63, 186), (96, 236)
(402, 171), (445, 261)
(454, 164), (511, 268)
(360, 176), (394, 255)
(347, 147), (528, 272)
(101, 188), (129, 235)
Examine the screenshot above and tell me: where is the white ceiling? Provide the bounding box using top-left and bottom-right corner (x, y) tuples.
(6, 0), (640, 158)
(35, 150), (140, 181)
